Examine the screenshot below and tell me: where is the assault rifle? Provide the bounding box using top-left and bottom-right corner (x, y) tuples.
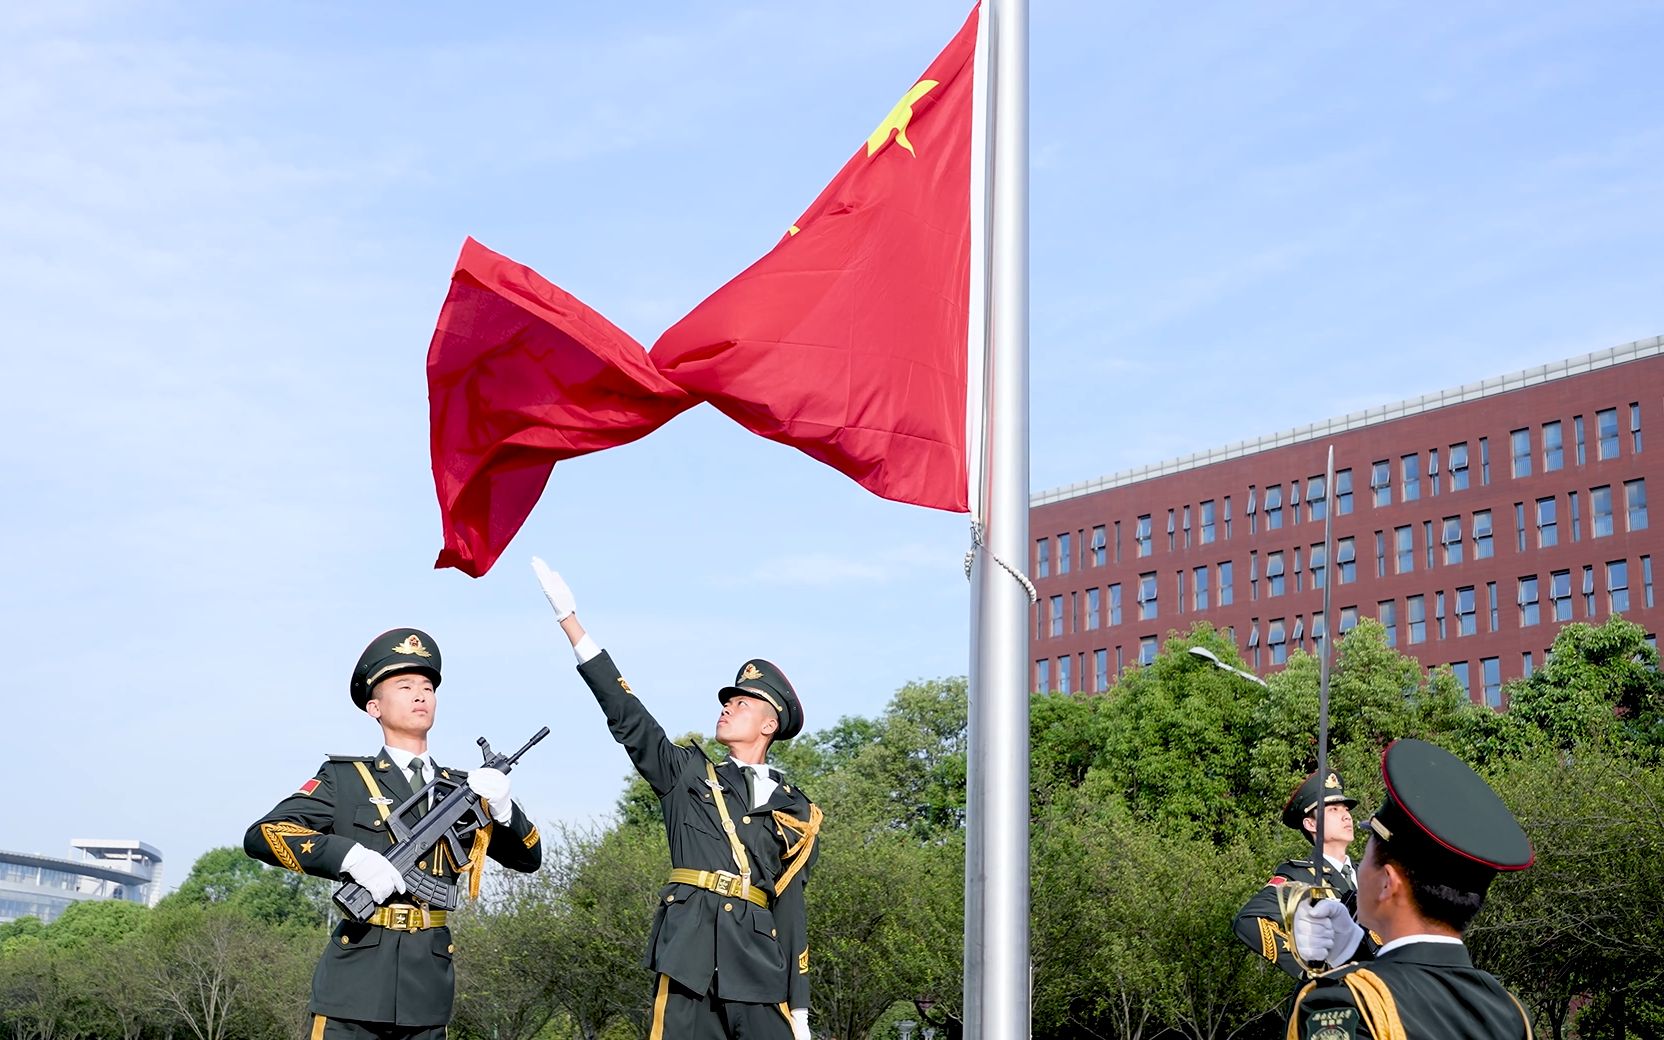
(335, 726), (549, 921)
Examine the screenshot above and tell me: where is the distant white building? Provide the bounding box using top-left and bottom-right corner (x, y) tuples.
(0, 839), (163, 925)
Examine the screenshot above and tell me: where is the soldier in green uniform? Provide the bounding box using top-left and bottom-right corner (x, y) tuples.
(1234, 770), (1370, 978)
(531, 558), (819, 1040)
(244, 628), (543, 1040)
(1286, 738), (1534, 1040)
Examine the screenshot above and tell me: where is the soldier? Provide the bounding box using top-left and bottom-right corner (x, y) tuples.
(244, 628), (543, 1040)
(531, 557), (819, 1040)
(1287, 738), (1534, 1039)
(1234, 770), (1371, 978)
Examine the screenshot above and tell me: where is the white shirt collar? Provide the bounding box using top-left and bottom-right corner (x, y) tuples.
(1376, 934), (1464, 956)
(382, 746), (431, 778)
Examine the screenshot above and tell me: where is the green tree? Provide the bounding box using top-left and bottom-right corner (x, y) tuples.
(167, 846), (330, 927)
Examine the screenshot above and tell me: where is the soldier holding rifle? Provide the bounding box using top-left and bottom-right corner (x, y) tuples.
(531, 558), (821, 1040)
(245, 628), (543, 1040)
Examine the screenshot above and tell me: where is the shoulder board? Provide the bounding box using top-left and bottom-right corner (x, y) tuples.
(326, 754), (375, 763)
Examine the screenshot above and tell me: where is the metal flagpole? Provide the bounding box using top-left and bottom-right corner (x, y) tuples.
(1314, 446), (1336, 881)
(966, 0), (1030, 1036)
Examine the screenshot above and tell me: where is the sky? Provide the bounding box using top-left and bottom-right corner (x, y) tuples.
(3, 1), (1661, 893)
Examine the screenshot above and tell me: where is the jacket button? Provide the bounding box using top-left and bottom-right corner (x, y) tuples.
(742, 816), (751, 824)
(340, 936), (350, 946)
(771, 929), (778, 937)
(448, 944), (455, 953)
(418, 861), (427, 870)
(724, 902), (733, 912)
(373, 820), (382, 828)
(666, 895), (675, 903)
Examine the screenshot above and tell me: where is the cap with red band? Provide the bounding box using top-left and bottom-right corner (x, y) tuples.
(1370, 738), (1533, 881)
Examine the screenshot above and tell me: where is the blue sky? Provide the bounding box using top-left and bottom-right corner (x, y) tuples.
(3, 1), (1660, 891)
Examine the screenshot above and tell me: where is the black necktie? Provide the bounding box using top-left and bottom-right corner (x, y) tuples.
(1341, 862), (1356, 888)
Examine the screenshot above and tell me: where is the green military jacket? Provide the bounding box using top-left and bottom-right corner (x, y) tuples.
(1234, 856), (1375, 979)
(1289, 941), (1531, 1040)
(579, 650), (819, 1008)
(244, 750), (542, 1026)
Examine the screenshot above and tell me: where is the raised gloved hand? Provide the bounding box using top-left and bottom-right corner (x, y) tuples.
(531, 556), (577, 621)
(1294, 896), (1365, 965)
(791, 1007), (810, 1040)
(342, 844), (407, 904)
(469, 766), (515, 825)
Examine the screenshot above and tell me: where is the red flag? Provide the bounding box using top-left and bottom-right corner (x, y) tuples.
(426, 8), (980, 575)
(427, 239), (693, 576)
(651, 8), (978, 513)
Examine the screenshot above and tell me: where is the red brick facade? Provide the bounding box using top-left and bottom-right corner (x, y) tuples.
(1029, 337), (1663, 706)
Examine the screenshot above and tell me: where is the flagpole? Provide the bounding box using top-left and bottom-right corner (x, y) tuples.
(966, 0), (1029, 1036)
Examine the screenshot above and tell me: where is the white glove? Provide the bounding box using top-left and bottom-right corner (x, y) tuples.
(531, 556), (577, 621)
(1295, 897), (1365, 964)
(341, 844), (407, 904)
(791, 1007), (810, 1040)
(469, 767), (515, 825)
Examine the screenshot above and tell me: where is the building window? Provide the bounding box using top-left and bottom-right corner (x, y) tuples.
(1224, 496), (1233, 539)
(1448, 444), (1469, 491)
(1194, 566), (1210, 611)
(1340, 606), (1359, 633)
(1436, 590), (1448, 639)
(1536, 497), (1558, 548)
(1424, 520), (1436, 571)
(1114, 520), (1122, 564)
(1057, 655), (1073, 694)
(1598, 407), (1620, 460)
(1578, 565), (1592, 617)
(1167, 509), (1177, 552)
(1518, 577), (1540, 627)
(1139, 636), (1158, 667)
(1515, 502), (1527, 552)
(1267, 552), (1286, 597)
(1289, 481), (1302, 525)
(1574, 415), (1586, 465)
(1219, 561), (1234, 606)
(1511, 428), (1531, 478)
(1175, 570), (1185, 615)
(1057, 533), (1072, 575)
(1136, 515), (1152, 557)
(1442, 516), (1463, 565)
(1407, 595), (1427, 644)
(1402, 454), (1421, 502)
(1336, 469), (1354, 514)
(1643, 555), (1654, 609)
(1337, 538), (1356, 583)
(1542, 420), (1563, 472)
(1627, 479), (1649, 531)
(1138, 573), (1158, 621)
(1372, 460), (1391, 507)
(1550, 570), (1572, 622)
(1182, 506), (1192, 549)
(1569, 491), (1582, 541)
(1480, 437), (1491, 485)
(1457, 586), (1476, 636)
(1200, 500), (1216, 545)
(1482, 657), (1502, 707)
(1308, 475), (1327, 522)
(1473, 510), (1494, 559)
(1095, 648), (1110, 691)
(1522, 651), (1534, 678)
(1452, 661), (1471, 700)
(1108, 583), (1123, 626)
(1487, 582), (1499, 631)
(1091, 526), (1107, 566)
(1379, 600), (1397, 647)
(1036, 538), (1050, 578)
(1086, 587), (1101, 630)
(1034, 659), (1050, 692)
(1266, 485), (1284, 530)
(1049, 595), (1064, 637)
(1250, 551), (1259, 601)
(1395, 526), (1414, 574)
(1246, 486), (1258, 535)
(1609, 560), (1630, 614)
(1592, 485), (1614, 537)
(1311, 544), (1327, 590)
(1428, 448), (1440, 497)
(1632, 402), (1643, 453)
(1267, 618), (1288, 664)
(1374, 530), (1387, 577)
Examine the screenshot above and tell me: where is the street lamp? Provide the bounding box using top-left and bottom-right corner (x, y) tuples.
(1188, 645), (1269, 688)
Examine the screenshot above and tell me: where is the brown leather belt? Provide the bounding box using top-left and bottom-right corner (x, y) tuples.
(667, 868), (770, 907)
(367, 904), (448, 931)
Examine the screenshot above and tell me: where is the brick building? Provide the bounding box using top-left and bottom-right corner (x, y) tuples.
(1029, 335), (1663, 705)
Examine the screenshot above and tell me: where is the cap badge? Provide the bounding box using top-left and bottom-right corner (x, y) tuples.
(1324, 772), (1340, 789)
(740, 663), (764, 682)
(392, 634), (432, 658)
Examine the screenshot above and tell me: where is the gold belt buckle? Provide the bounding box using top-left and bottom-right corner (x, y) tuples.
(711, 870), (739, 897)
(386, 904), (429, 932)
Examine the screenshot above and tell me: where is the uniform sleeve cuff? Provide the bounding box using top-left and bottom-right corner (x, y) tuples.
(573, 634), (602, 664)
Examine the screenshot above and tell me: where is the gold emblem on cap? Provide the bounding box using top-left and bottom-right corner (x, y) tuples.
(740, 663), (764, 682)
(1324, 772), (1340, 789)
(392, 634), (432, 658)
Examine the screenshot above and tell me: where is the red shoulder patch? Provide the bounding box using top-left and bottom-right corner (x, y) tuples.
(1267, 875), (1286, 886)
(298, 778), (321, 796)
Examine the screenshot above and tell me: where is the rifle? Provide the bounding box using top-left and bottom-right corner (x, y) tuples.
(335, 726), (550, 921)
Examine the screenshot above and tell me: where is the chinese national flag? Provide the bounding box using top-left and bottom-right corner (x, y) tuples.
(426, 6), (980, 576)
